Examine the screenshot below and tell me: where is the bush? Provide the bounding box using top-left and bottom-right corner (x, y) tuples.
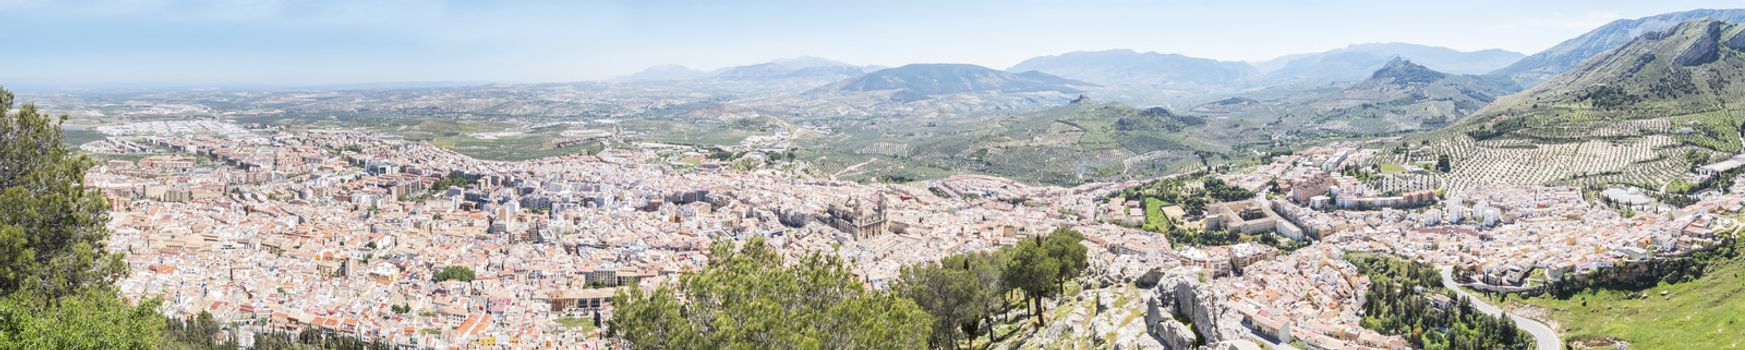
(433, 266), (475, 282)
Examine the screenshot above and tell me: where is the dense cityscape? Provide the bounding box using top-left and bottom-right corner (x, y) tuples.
(3, 2), (1745, 350)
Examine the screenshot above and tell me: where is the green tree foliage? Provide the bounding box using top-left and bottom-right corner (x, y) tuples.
(608, 237), (932, 349)
(1043, 228), (1089, 291)
(0, 288), (165, 349)
(428, 174), (475, 194)
(1002, 227), (1089, 327)
(0, 86), (165, 349)
(1347, 253), (1531, 350)
(1200, 177), (1256, 203)
(433, 265), (476, 282)
(163, 311), (238, 350)
(1110, 173), (1253, 218)
(893, 251), (1009, 349)
(248, 328), (393, 350)
(0, 87), (129, 300)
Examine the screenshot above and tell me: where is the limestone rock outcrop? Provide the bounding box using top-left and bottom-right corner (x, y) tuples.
(1143, 270), (1251, 349)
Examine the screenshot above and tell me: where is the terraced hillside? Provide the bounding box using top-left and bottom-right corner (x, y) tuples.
(1369, 19), (1745, 192)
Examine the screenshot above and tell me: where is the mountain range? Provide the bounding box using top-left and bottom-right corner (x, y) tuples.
(1255, 43), (1524, 86)
(1475, 18), (1745, 126)
(1490, 8), (1745, 88)
(1189, 58), (1511, 136)
(1397, 18), (1745, 192)
(817, 63), (1095, 102)
(614, 56), (877, 83)
(1001, 44), (1524, 92)
(1007, 50), (1257, 92)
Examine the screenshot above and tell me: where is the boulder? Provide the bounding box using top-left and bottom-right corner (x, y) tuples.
(1149, 319), (1197, 350)
(1133, 266), (1166, 288)
(1204, 339), (1265, 350)
(1144, 270), (1248, 348)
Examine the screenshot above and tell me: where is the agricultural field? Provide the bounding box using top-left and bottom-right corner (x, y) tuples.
(616, 117), (789, 147)
(369, 119), (607, 161)
(60, 128), (107, 146)
(1368, 113), (1729, 192)
(788, 101), (1259, 185)
(1376, 163), (1411, 173)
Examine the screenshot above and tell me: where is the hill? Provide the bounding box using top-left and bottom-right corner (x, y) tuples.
(1365, 19), (1745, 192)
(818, 64), (1095, 102)
(1256, 43), (1524, 86)
(1313, 58), (1511, 132)
(616, 64), (708, 82)
(1007, 49), (1257, 91)
(1487, 237), (1744, 350)
(788, 100), (1241, 185)
(1474, 19), (1745, 124)
(1490, 8), (1745, 88)
(712, 56), (873, 81)
(1189, 58), (1509, 136)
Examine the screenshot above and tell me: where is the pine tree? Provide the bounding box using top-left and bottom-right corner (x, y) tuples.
(0, 86), (166, 349)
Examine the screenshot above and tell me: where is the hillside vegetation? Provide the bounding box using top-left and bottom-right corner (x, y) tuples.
(1368, 19), (1745, 192)
(793, 100), (1240, 185)
(1190, 58), (1511, 138)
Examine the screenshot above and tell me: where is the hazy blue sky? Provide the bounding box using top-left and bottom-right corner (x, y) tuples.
(2, 0), (1740, 87)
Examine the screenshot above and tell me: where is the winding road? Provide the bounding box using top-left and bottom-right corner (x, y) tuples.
(1438, 266), (1560, 350)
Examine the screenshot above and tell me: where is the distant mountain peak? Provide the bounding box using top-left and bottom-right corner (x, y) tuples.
(1255, 43), (1522, 86)
(616, 64), (707, 82)
(1369, 58), (1446, 84)
(820, 63), (1093, 101)
(1007, 49), (1256, 91)
(767, 56), (856, 68)
(712, 56), (871, 81)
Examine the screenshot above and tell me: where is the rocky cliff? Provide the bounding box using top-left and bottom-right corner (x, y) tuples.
(1143, 271), (1254, 349)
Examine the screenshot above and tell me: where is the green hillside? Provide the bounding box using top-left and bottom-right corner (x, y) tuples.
(1488, 235), (1743, 349)
(1365, 19), (1745, 192)
(795, 100), (1242, 185)
(1189, 58), (1509, 137)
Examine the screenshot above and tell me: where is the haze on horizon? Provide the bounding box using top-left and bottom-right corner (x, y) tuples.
(2, 0), (1741, 88)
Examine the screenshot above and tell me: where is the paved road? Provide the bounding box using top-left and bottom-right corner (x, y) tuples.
(1438, 266), (1561, 350)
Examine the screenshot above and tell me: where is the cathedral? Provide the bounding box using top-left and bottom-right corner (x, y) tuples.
(825, 194), (888, 240)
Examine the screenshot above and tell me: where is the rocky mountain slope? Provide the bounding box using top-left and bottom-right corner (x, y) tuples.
(1489, 8), (1745, 88)
(1365, 19), (1745, 193)
(1475, 19), (1745, 124)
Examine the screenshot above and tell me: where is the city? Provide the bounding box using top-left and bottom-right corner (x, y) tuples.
(2, 1), (1744, 350)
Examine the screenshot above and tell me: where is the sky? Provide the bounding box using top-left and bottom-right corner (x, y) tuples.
(1, 0), (1741, 88)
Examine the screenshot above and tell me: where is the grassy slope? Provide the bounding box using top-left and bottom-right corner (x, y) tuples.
(1496, 239), (1745, 349)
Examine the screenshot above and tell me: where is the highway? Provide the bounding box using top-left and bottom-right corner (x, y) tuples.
(1438, 266), (1561, 350)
